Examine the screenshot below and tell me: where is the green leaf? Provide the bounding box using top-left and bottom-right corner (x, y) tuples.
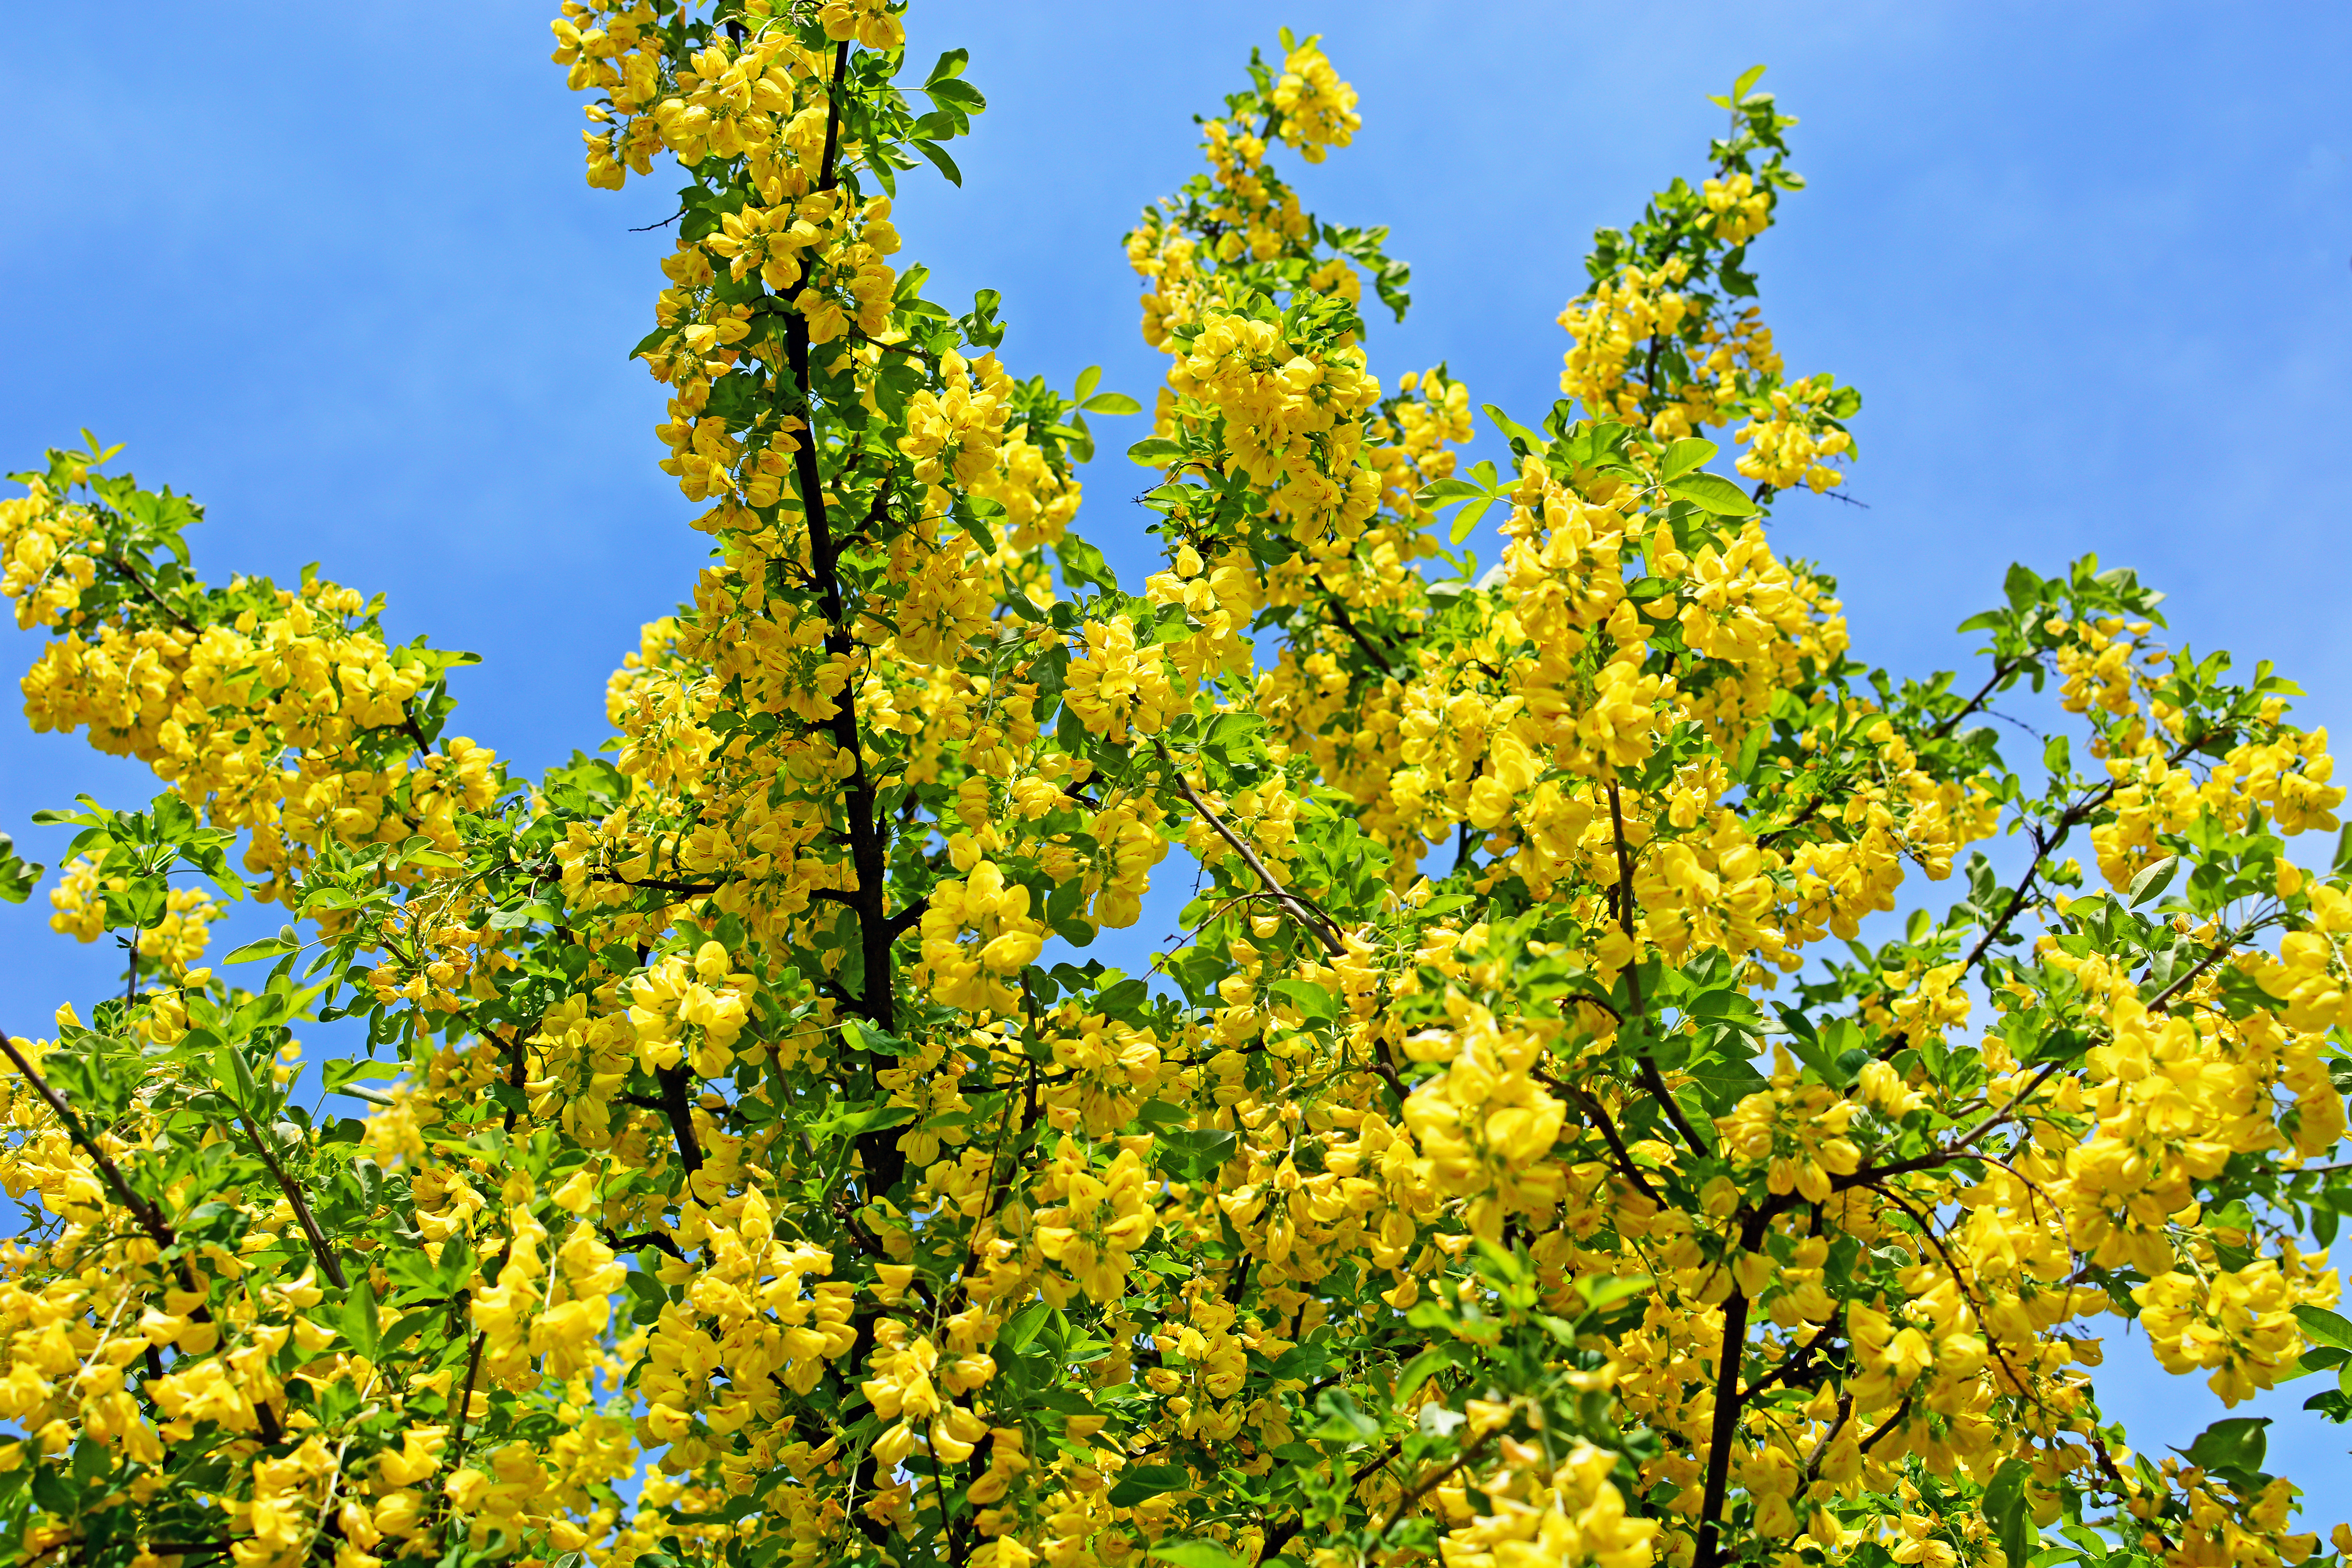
(1574, 1274), (1652, 1314)
(2126, 855), (2179, 908)
(342, 1276), (382, 1361)
(807, 1104), (915, 1141)
(0, 834), (41, 905)
(324, 1058), (402, 1095)
(226, 1042), (259, 1109)
(1109, 1464), (1193, 1508)
(1055, 534), (1120, 596)
(1127, 437), (1183, 466)
(1661, 472), (1757, 516)
(1081, 391), (1142, 416)
(222, 933), (302, 965)
(1981, 1457), (2032, 1568)
(2295, 1304), (2352, 1352)
(1150, 1544), (1242, 1568)
(2179, 1416), (2269, 1475)
(1732, 64), (1767, 103)
(1482, 403), (1542, 453)
(1268, 980), (1336, 1025)
(910, 139), (962, 187)
(1448, 496), (1496, 545)
(926, 77), (986, 113)
(1658, 438), (1718, 482)
(1392, 1346), (1455, 1407)
(1073, 366), (1102, 404)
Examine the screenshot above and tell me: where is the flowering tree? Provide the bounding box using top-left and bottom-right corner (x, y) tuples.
(2, 6), (2349, 1568)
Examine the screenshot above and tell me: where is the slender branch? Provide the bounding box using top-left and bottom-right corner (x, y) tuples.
(1930, 657), (2024, 740)
(400, 706), (435, 761)
(496, 1026), (529, 1135)
(443, 1331), (488, 1482)
(1382, 1430), (1496, 1532)
(1159, 746), (1344, 958)
(1607, 781), (1710, 1155)
(1857, 1394), (1912, 1454)
(1790, 1390), (1852, 1502)
(1260, 1440), (1406, 1568)
(1743, 1320), (1840, 1398)
(1158, 747), (1402, 1111)
(604, 1229), (687, 1261)
(1957, 740), (2194, 979)
(0, 1032), (175, 1248)
(1554, 1079), (1665, 1206)
(1319, 590), (1395, 677)
(595, 873), (725, 897)
(228, 1104), (347, 1290)
(2144, 923), (2252, 1014)
(107, 554), (199, 634)
(1869, 1182), (2038, 1403)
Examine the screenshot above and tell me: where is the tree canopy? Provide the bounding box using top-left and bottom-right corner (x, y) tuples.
(1, 6), (2349, 1568)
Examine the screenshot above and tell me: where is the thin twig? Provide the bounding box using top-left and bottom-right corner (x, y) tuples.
(1159, 746), (1344, 957)
(1607, 781), (1710, 1155)
(229, 1104), (347, 1289)
(1382, 1430), (1496, 1532)
(0, 1032), (175, 1247)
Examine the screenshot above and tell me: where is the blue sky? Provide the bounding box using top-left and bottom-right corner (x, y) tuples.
(4, 0), (2349, 1504)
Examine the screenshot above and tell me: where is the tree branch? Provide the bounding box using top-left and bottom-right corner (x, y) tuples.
(1158, 746), (1345, 958)
(228, 1104), (347, 1290)
(653, 1062), (705, 1177)
(107, 554), (199, 634)
(1319, 590), (1395, 677)
(1382, 1429), (1497, 1533)
(1691, 1286), (1752, 1568)
(0, 1031), (175, 1249)
(1930, 657), (2024, 740)
(1607, 781), (1710, 1155)
(1552, 1078), (1665, 1206)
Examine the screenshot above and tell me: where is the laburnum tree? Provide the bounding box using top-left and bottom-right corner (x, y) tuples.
(5, 5), (2352, 1568)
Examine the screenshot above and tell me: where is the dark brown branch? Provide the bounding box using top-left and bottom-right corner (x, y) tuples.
(0, 1032), (175, 1248)
(1930, 657), (2024, 740)
(1790, 1390), (1852, 1502)
(605, 1229), (686, 1261)
(228, 1104), (346, 1290)
(107, 554), (200, 634)
(1857, 1395), (1912, 1454)
(595, 873), (725, 897)
(400, 706), (435, 760)
(1320, 591), (1395, 677)
(1554, 1078), (1665, 1206)
(1607, 781), (1710, 1155)
(1956, 740), (2192, 980)
(1869, 1182), (2039, 1404)
(1691, 1285), (1752, 1568)
(1382, 1430), (1496, 1532)
(1159, 748), (1345, 957)
(497, 1026), (529, 1135)
(653, 1063), (705, 1176)
(1743, 1320), (1840, 1399)
(818, 41), (849, 193)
